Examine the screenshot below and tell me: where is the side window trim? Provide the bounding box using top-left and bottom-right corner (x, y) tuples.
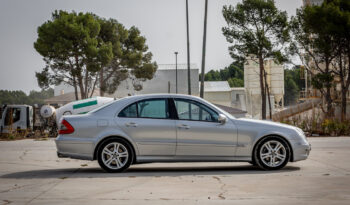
(173, 98), (219, 123)
(118, 102), (138, 118)
(137, 98), (170, 119)
(168, 98), (178, 120)
(118, 98), (173, 120)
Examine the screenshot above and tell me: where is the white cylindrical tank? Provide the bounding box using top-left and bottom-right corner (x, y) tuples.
(55, 97), (114, 125)
(40, 105), (56, 118)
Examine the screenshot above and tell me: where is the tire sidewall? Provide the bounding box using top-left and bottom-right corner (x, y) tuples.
(97, 138), (133, 173)
(254, 136), (290, 170)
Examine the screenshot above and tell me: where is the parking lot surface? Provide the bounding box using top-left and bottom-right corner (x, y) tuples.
(0, 137), (350, 205)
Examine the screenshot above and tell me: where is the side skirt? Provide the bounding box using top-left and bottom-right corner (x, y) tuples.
(136, 155), (251, 163)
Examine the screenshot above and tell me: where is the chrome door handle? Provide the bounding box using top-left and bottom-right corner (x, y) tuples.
(178, 124), (190, 129)
(125, 122), (138, 127)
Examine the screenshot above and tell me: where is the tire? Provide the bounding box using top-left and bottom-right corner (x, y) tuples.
(254, 136), (290, 170)
(97, 138), (133, 173)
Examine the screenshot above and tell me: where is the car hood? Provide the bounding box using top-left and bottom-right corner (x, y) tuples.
(234, 118), (299, 132)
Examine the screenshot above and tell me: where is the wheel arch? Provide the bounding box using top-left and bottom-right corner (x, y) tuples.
(251, 134), (294, 162)
(93, 135), (137, 164)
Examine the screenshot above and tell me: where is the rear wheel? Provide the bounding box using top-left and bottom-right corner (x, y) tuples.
(254, 136), (290, 170)
(97, 138), (133, 173)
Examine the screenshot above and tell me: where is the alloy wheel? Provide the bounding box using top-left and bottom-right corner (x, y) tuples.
(101, 142), (129, 170)
(259, 140), (287, 168)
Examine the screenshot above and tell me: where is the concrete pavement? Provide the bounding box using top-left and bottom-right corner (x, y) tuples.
(0, 137), (350, 204)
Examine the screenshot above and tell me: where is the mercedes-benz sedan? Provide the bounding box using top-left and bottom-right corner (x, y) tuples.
(55, 94), (311, 172)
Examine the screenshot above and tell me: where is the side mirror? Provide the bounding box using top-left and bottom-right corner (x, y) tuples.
(218, 114), (227, 124)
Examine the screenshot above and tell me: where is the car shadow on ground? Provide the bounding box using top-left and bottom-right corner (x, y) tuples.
(0, 164), (300, 179)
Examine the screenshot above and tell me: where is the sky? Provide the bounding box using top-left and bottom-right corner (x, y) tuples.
(0, 0), (303, 93)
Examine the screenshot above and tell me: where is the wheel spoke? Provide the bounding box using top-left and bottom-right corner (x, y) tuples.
(105, 157), (113, 165)
(270, 157), (275, 166)
(276, 153), (285, 160)
(266, 142), (273, 152)
(274, 143), (282, 151)
(119, 151), (128, 158)
(261, 153), (270, 159)
(115, 158), (122, 168)
(103, 148), (113, 156)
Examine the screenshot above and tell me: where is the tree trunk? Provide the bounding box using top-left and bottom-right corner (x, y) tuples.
(77, 75), (85, 99)
(99, 69), (105, 96)
(84, 70), (89, 98)
(342, 51), (350, 121)
(259, 55), (266, 119)
(341, 88), (347, 121)
(264, 70), (272, 119)
(325, 61), (333, 118)
(73, 75), (78, 100)
(75, 55), (85, 99)
(339, 54), (346, 121)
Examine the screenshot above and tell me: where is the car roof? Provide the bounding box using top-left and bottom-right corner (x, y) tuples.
(122, 93), (201, 100)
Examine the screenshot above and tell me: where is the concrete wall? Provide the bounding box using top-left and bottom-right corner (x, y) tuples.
(110, 69), (199, 98)
(231, 88), (246, 111)
(54, 66), (199, 98)
(204, 91), (231, 107)
(244, 58), (283, 118)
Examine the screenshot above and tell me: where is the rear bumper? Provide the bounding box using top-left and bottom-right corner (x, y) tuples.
(292, 142), (311, 162)
(55, 135), (94, 160)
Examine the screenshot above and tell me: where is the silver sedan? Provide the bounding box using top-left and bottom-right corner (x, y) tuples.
(55, 94), (311, 172)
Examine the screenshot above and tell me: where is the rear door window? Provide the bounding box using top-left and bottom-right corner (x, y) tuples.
(118, 103), (137, 118)
(137, 99), (169, 119)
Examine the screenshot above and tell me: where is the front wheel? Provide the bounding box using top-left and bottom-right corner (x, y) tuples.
(254, 136), (290, 170)
(97, 139), (133, 173)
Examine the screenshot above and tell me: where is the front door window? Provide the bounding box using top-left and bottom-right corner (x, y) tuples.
(174, 99), (218, 122)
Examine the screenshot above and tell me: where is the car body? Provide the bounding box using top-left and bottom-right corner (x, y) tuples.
(55, 94), (311, 172)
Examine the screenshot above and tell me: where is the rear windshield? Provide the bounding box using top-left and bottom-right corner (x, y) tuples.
(88, 100), (117, 114)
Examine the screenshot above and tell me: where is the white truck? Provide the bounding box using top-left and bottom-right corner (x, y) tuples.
(0, 97), (114, 137)
(0, 105), (34, 134)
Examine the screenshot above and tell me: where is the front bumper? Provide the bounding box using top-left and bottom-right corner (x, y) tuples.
(292, 142), (311, 162)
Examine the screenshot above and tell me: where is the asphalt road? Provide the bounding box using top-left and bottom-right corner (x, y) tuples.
(0, 137), (350, 205)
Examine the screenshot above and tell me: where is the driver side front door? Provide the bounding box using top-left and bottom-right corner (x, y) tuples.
(173, 98), (237, 156)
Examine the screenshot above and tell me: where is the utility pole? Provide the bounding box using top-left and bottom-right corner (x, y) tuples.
(175, 51), (178, 94)
(186, 0), (191, 95)
(199, 0), (208, 98)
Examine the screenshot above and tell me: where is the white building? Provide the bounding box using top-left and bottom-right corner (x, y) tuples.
(244, 58), (284, 118)
(54, 64), (199, 98)
(203, 81), (232, 107)
(110, 64), (199, 98)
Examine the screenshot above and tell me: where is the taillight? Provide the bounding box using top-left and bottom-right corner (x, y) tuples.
(59, 119), (75, 134)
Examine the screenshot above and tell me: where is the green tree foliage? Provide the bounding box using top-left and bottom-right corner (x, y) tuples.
(228, 78), (244, 87)
(0, 89), (54, 105)
(96, 17), (157, 96)
(200, 62), (244, 87)
(322, 0), (350, 121)
(34, 10), (112, 100)
(284, 67), (304, 106)
(34, 11), (157, 99)
(222, 0), (290, 119)
(290, 0), (350, 118)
